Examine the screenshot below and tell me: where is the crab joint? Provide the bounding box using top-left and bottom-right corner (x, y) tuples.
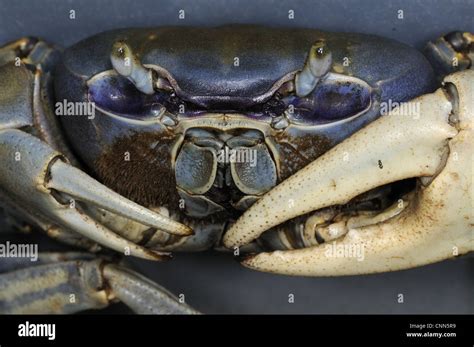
(295, 40), (332, 97)
(103, 264), (199, 314)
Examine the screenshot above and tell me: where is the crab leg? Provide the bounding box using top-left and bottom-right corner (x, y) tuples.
(224, 70), (473, 275)
(0, 256), (198, 314)
(0, 252), (95, 273)
(103, 264), (199, 314)
(0, 259), (109, 314)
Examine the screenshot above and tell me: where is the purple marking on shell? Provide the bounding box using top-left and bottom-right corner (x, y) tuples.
(88, 74), (169, 118)
(284, 80), (371, 124)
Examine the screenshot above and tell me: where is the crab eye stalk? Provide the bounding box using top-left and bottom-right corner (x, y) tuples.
(110, 40), (173, 96)
(110, 41), (156, 95)
(295, 40), (332, 97)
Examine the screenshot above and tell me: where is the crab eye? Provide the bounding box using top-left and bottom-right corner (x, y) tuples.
(286, 79), (371, 124)
(88, 73), (168, 118)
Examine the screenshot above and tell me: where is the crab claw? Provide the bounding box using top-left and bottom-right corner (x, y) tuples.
(224, 70), (473, 276)
(0, 129), (192, 260)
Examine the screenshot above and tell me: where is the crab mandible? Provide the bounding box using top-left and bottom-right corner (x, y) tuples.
(0, 27), (472, 314)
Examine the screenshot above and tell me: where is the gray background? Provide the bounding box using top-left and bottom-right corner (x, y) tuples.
(0, 0), (473, 314)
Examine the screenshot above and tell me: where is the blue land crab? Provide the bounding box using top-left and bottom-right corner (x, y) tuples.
(0, 27), (472, 313)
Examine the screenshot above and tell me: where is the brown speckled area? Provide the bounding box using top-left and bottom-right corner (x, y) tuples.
(95, 132), (181, 210)
(274, 132), (333, 181)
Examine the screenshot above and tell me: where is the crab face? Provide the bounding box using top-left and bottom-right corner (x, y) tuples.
(55, 26), (436, 227)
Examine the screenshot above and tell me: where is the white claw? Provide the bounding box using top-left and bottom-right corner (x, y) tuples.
(224, 86), (457, 248)
(226, 70), (474, 275)
(47, 160), (192, 236)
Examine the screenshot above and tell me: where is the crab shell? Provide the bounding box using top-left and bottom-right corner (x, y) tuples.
(54, 26), (436, 220)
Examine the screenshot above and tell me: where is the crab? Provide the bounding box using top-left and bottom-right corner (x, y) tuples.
(0, 27), (472, 314)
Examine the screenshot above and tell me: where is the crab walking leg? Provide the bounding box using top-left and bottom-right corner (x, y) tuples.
(0, 252), (95, 273)
(231, 70), (474, 275)
(0, 260), (110, 314)
(0, 129), (172, 260)
(103, 264), (199, 314)
(0, 258), (199, 314)
(47, 160), (192, 236)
